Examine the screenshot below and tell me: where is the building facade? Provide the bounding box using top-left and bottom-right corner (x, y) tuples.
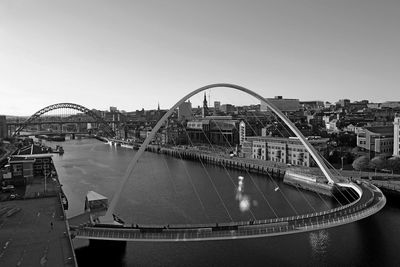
(242, 136), (329, 167)
(186, 116), (239, 146)
(357, 126), (394, 157)
(239, 121), (246, 146)
(0, 115), (7, 139)
(178, 101), (193, 121)
(394, 115), (400, 156)
(220, 104), (235, 114)
(214, 101), (221, 111)
(2, 144), (55, 186)
(261, 96), (300, 112)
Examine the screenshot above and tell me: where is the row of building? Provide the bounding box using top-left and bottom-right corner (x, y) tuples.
(1, 143), (55, 186)
(356, 117), (400, 158)
(0, 116), (7, 139)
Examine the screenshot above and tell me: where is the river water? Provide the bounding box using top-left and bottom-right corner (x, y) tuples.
(50, 139), (400, 267)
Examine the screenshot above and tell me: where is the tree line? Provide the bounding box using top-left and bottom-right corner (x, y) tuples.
(352, 155), (400, 173)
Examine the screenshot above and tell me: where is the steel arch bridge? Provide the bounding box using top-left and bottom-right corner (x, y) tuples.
(69, 83), (386, 241)
(12, 103), (116, 137)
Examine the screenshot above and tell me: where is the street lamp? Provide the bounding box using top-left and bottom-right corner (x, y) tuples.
(341, 156), (344, 170)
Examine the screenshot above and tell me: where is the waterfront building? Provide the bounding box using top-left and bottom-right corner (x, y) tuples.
(357, 126), (394, 157)
(239, 121), (246, 146)
(242, 136), (329, 167)
(186, 116), (239, 146)
(178, 101), (193, 121)
(394, 115), (400, 156)
(261, 96), (300, 113)
(1, 144), (54, 186)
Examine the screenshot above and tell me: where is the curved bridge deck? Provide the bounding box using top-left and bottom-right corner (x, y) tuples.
(69, 181), (385, 241)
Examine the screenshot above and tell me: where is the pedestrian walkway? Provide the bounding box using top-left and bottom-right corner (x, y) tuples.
(0, 196), (76, 266)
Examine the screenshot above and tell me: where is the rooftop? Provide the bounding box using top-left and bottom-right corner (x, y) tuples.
(365, 126), (394, 135)
(86, 190), (108, 202)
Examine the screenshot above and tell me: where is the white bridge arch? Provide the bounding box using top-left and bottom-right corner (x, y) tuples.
(104, 83), (342, 220)
(67, 83), (386, 241)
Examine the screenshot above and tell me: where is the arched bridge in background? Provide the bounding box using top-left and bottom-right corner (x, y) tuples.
(11, 103), (116, 138)
(68, 83), (386, 241)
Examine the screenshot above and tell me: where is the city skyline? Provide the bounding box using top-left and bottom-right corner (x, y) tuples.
(1, 0), (400, 116)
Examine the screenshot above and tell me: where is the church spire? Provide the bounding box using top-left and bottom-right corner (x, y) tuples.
(202, 92), (208, 118)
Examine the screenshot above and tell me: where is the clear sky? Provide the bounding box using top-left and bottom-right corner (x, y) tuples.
(1, 0), (399, 116)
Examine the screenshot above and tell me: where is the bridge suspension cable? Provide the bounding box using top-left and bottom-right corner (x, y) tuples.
(180, 120), (257, 221)
(104, 83), (340, 222)
(197, 116), (287, 218)
(229, 113), (317, 214)
(159, 132), (211, 222)
(246, 109), (352, 207)
(245, 109), (340, 209)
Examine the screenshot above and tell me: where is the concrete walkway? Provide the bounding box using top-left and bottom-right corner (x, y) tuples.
(0, 196), (76, 266)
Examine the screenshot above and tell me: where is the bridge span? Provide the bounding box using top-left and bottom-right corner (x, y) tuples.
(69, 180), (385, 242)
(68, 84), (386, 242)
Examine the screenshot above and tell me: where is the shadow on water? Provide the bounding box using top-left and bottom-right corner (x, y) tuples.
(350, 193), (400, 267)
(75, 240), (127, 267)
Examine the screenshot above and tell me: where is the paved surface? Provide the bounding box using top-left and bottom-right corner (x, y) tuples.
(0, 197), (76, 267)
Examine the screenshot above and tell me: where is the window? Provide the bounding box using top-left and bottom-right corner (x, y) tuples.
(13, 164), (22, 172)
(34, 165), (42, 170)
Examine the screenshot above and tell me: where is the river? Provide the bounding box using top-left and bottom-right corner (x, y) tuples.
(50, 139), (400, 267)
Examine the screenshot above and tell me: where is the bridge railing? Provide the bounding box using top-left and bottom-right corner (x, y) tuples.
(71, 193), (385, 241)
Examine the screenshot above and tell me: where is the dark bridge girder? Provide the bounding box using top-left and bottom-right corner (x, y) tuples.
(12, 103), (116, 137)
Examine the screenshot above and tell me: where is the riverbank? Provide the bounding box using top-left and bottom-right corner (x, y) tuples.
(0, 145), (77, 267)
(0, 142), (17, 167)
(147, 145), (286, 179)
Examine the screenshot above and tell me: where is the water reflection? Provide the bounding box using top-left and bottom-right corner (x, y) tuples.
(51, 139), (400, 266)
(309, 230), (330, 264)
(236, 176), (252, 212)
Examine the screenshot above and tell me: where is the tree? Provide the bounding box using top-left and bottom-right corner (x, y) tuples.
(388, 156), (400, 173)
(369, 156), (386, 171)
(344, 152), (354, 164)
(352, 155), (370, 171)
(351, 147), (360, 156)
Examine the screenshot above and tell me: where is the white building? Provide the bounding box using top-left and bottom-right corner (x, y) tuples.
(239, 121), (246, 146)
(394, 115), (400, 156)
(243, 136), (329, 167)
